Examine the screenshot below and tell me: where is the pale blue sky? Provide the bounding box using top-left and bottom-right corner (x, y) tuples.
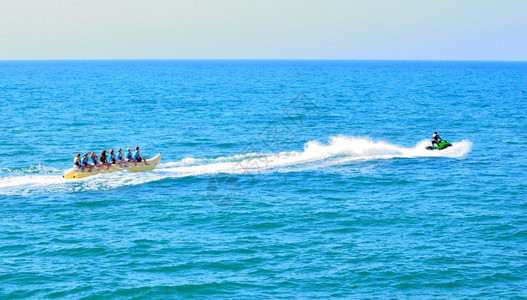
(0, 0), (525, 60)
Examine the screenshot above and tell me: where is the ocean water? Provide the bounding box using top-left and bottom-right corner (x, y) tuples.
(0, 60), (526, 298)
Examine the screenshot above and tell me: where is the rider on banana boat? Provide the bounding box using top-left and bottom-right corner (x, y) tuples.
(73, 153), (84, 172)
(116, 148), (128, 167)
(133, 146), (148, 166)
(90, 152), (102, 170)
(108, 149), (117, 164)
(99, 150), (111, 170)
(125, 147), (137, 166)
(82, 153), (94, 172)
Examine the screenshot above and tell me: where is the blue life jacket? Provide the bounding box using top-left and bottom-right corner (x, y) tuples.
(133, 150), (139, 160)
(126, 151), (132, 159)
(117, 152), (123, 160)
(82, 157), (88, 166)
(91, 157), (97, 164)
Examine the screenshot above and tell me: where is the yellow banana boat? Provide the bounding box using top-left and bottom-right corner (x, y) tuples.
(63, 153), (162, 179)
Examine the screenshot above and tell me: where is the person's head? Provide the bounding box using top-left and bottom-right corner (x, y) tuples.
(127, 147), (130, 151)
(102, 150), (106, 154)
(118, 148), (122, 152)
(109, 149), (114, 154)
(434, 132), (437, 134)
(90, 151), (95, 158)
(135, 146), (139, 151)
(76, 153), (80, 158)
(83, 153), (88, 157)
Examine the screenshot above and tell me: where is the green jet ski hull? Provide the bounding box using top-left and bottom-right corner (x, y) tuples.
(426, 140), (452, 150)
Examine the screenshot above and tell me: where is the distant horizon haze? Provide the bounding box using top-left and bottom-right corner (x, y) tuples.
(0, 0), (525, 61)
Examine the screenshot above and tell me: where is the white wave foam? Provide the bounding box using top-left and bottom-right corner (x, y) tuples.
(0, 136), (472, 196)
(0, 165), (61, 175)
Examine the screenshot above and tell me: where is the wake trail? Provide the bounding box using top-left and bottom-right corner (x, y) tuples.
(0, 136), (472, 195)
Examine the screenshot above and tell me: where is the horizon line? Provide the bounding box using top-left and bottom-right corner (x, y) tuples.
(1, 58), (526, 63)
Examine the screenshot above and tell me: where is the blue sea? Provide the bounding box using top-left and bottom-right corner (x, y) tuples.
(1, 60), (526, 298)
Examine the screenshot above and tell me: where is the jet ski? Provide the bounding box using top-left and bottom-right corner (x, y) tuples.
(426, 140), (452, 150)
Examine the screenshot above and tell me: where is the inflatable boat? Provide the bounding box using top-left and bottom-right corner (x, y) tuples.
(63, 153), (162, 179)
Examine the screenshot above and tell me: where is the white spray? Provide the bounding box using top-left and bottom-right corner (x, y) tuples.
(0, 136), (472, 195)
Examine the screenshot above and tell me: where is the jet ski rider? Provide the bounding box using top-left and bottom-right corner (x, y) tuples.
(431, 132), (442, 147)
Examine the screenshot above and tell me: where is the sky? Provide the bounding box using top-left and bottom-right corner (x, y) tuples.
(0, 0), (525, 60)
